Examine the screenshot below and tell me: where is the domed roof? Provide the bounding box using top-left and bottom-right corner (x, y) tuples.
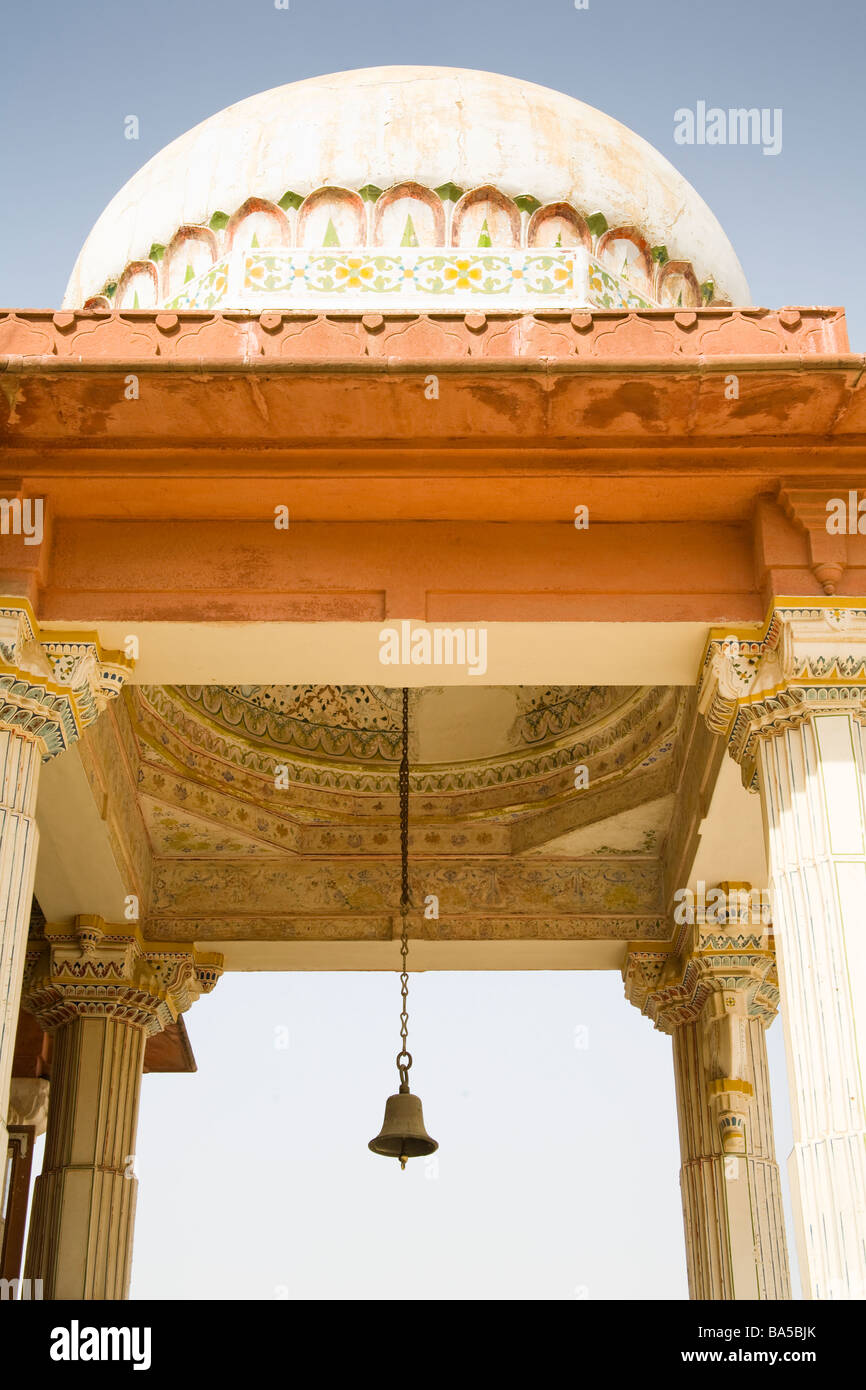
(64, 66), (749, 310)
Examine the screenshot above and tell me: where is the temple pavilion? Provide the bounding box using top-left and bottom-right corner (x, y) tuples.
(1, 66), (865, 1301)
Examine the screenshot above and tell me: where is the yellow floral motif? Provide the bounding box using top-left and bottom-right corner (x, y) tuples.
(335, 258), (375, 288)
(444, 259), (483, 289)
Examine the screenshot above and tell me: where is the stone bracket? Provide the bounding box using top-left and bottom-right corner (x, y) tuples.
(0, 599), (133, 757)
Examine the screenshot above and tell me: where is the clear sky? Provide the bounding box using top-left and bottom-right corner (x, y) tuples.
(7, 0), (859, 1298)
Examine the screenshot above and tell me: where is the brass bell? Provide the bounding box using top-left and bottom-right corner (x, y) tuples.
(368, 1086), (438, 1169)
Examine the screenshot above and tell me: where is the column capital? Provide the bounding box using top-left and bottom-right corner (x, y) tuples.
(697, 601), (866, 784)
(625, 891), (780, 1159)
(0, 598), (132, 757)
(22, 915), (223, 1035)
(624, 918), (779, 1036)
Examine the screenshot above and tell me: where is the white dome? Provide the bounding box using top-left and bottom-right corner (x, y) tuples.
(64, 66), (749, 309)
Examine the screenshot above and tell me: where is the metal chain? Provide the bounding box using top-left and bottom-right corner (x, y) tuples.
(396, 686), (412, 1090)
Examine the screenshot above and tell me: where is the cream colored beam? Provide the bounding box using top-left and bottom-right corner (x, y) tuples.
(35, 744), (130, 922)
(42, 620), (710, 686)
(194, 939), (631, 972)
(688, 755), (767, 892)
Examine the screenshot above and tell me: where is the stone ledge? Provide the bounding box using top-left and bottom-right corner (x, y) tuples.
(0, 306), (850, 365)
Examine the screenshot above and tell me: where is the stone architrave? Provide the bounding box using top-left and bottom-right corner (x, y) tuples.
(0, 601), (131, 1167)
(698, 603), (866, 1300)
(22, 916), (223, 1300)
(625, 898), (791, 1300)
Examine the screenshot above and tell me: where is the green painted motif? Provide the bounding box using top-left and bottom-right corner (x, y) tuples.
(322, 218), (340, 247)
(587, 257), (652, 310)
(523, 255), (573, 294)
(164, 256), (230, 310)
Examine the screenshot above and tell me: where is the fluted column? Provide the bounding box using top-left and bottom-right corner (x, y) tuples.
(625, 905), (791, 1300)
(0, 731), (40, 1169)
(23, 917), (222, 1299)
(759, 714), (866, 1298)
(0, 600), (131, 1166)
(699, 604), (866, 1299)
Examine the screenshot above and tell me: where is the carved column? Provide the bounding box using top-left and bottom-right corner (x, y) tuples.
(625, 903), (791, 1300)
(22, 917), (222, 1299)
(0, 731), (40, 1164)
(699, 604), (866, 1299)
(0, 601), (130, 1167)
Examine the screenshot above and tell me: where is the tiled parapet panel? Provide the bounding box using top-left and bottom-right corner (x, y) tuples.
(159, 246), (657, 312)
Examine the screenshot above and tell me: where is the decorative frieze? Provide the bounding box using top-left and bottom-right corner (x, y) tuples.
(159, 246), (654, 314)
(0, 305), (848, 366)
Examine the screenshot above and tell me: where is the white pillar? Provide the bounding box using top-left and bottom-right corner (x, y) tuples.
(23, 917), (222, 1299)
(0, 731), (41, 1171)
(698, 604), (866, 1299)
(758, 712), (866, 1299)
(625, 912), (791, 1300)
(0, 600), (132, 1170)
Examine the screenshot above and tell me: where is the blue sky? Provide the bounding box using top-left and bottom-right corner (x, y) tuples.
(2, 0), (863, 342)
(5, 0), (853, 1297)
